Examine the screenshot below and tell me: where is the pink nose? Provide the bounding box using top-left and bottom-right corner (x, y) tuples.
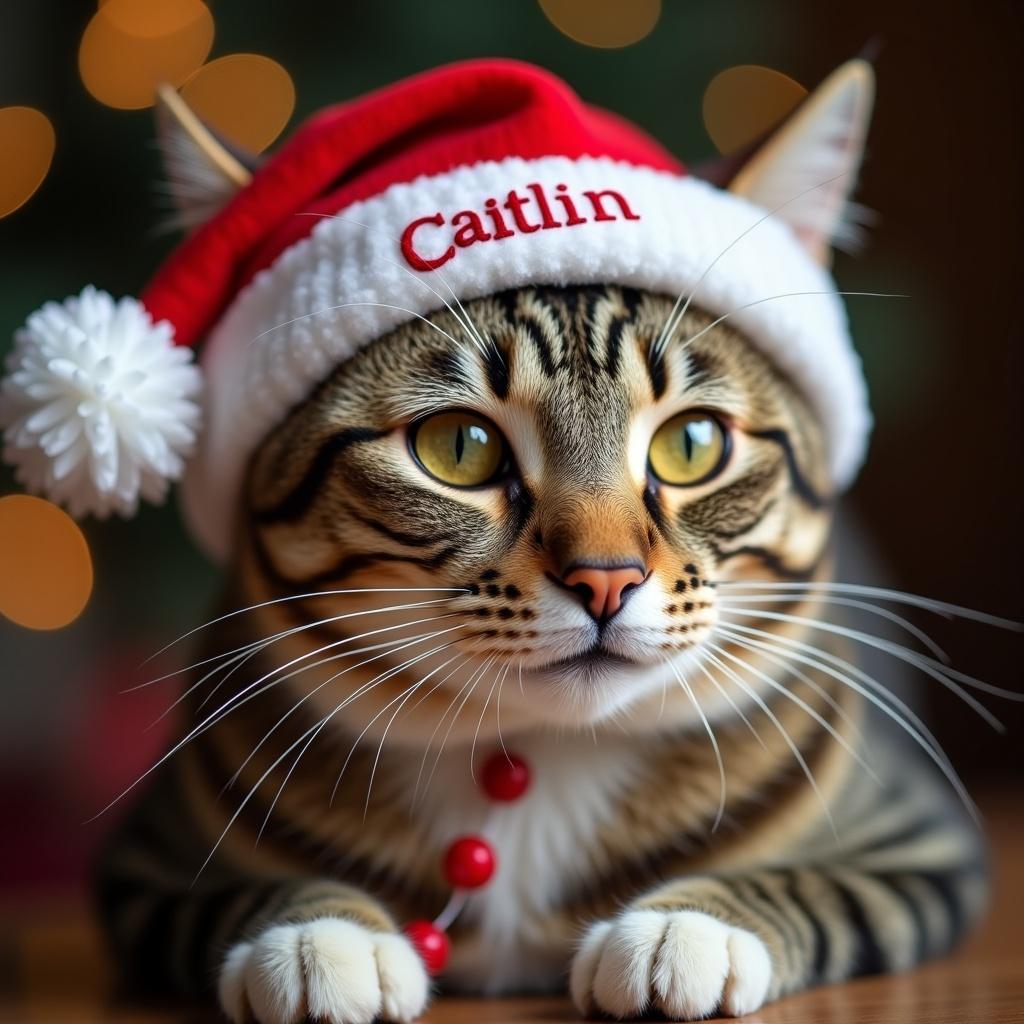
(561, 564), (647, 621)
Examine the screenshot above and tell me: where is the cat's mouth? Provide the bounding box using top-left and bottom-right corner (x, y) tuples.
(542, 644), (639, 672)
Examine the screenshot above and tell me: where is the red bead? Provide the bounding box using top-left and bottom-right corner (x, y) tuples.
(403, 919), (449, 975)
(443, 835), (495, 888)
(480, 751), (530, 801)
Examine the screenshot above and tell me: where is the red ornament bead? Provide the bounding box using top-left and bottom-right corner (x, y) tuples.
(403, 919), (450, 975)
(443, 835), (495, 888)
(480, 751), (530, 801)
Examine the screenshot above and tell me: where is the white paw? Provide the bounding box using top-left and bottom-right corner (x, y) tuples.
(570, 909), (771, 1020)
(218, 918), (429, 1024)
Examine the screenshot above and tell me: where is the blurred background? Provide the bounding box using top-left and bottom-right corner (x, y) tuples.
(1, 0), (1021, 907)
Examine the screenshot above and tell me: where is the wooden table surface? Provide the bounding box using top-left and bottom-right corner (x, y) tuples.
(4, 792), (1022, 1024)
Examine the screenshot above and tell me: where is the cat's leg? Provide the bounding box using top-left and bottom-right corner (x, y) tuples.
(570, 793), (987, 1019)
(96, 775), (429, 1023)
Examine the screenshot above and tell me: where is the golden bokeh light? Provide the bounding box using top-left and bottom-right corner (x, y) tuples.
(179, 54), (295, 153)
(702, 65), (808, 156)
(538, 0), (661, 49)
(79, 0), (214, 110)
(0, 107), (56, 219)
(0, 495), (94, 631)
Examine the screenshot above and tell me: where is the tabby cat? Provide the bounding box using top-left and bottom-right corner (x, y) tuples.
(96, 63), (996, 1024)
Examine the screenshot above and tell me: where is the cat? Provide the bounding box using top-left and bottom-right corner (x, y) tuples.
(94, 62), (995, 1023)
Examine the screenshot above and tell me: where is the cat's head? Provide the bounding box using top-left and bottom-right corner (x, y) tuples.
(187, 59), (874, 739)
(242, 283), (833, 732)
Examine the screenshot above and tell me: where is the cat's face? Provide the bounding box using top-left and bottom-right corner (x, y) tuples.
(243, 286), (831, 735)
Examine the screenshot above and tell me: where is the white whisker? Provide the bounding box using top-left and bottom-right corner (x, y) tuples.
(719, 606), (1017, 724)
(230, 628), (463, 797)
(361, 654), (466, 819)
(652, 171), (853, 362)
(716, 580), (1023, 631)
(677, 290), (906, 355)
(703, 648), (838, 840)
(139, 588), (466, 667)
(471, 660), (512, 781)
(667, 657), (726, 831)
(708, 641), (878, 783)
(417, 653), (494, 807)
(88, 615), (464, 822)
(128, 595), (457, 691)
(716, 621), (980, 823)
(692, 653), (768, 751)
(718, 593), (950, 664)
(256, 643), (451, 839)
(292, 211), (494, 357)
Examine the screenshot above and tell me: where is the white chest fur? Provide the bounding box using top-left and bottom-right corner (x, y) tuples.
(405, 733), (643, 993)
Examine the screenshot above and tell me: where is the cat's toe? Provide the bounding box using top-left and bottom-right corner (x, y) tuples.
(570, 909), (771, 1020)
(217, 918), (428, 1024)
(372, 931), (431, 1022)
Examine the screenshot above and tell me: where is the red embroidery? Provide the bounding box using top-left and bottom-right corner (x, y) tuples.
(400, 182), (640, 271)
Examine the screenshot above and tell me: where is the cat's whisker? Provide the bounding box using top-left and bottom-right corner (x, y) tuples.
(416, 652), (494, 808)
(360, 653), (467, 819)
(254, 638), (464, 840)
(715, 621), (980, 822)
(411, 656), (491, 807)
(703, 648), (838, 840)
(715, 628), (859, 736)
(706, 641), (878, 784)
(250, 300), (467, 354)
(139, 587), (469, 668)
(88, 617), (464, 822)
(676, 290), (907, 355)
(291, 211), (494, 358)
(255, 648), (445, 839)
(666, 657), (726, 832)
(145, 642), (266, 728)
(692, 652), (768, 751)
(195, 622), (466, 793)
(495, 661), (514, 766)
(129, 595), (458, 691)
(470, 661), (511, 784)
(716, 620), (950, 768)
(228, 628), (464, 797)
(718, 606), (1019, 723)
(716, 580), (1024, 631)
(718, 593), (951, 664)
(194, 711), (341, 885)
(652, 171), (852, 362)
(194, 610), (465, 739)
(328, 641), (465, 808)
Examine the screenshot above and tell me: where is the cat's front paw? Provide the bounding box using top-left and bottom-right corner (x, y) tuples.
(570, 909), (771, 1020)
(217, 917), (429, 1024)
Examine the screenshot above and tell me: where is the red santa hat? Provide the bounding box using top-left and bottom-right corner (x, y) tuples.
(0, 58), (875, 561)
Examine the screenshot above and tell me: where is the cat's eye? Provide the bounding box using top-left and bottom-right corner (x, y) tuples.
(648, 411), (729, 486)
(410, 411), (507, 487)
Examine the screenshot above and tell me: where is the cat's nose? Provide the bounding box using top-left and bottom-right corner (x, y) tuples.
(560, 563), (647, 622)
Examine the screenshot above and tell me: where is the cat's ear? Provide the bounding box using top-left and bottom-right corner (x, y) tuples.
(154, 83), (259, 231)
(728, 59), (875, 264)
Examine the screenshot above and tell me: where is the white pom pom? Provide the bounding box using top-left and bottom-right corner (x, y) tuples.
(0, 286), (202, 519)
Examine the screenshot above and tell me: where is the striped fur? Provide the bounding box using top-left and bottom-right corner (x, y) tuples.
(97, 286), (987, 1022)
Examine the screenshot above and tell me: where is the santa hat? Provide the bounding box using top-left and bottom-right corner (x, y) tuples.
(0, 58), (875, 562)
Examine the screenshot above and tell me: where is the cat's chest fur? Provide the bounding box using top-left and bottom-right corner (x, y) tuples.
(401, 732), (644, 993)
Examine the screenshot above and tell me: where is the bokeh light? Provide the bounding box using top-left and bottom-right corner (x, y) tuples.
(0, 495), (93, 631)
(702, 65), (808, 156)
(179, 54), (296, 152)
(0, 107), (56, 219)
(78, 0), (214, 110)
(538, 0), (661, 49)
